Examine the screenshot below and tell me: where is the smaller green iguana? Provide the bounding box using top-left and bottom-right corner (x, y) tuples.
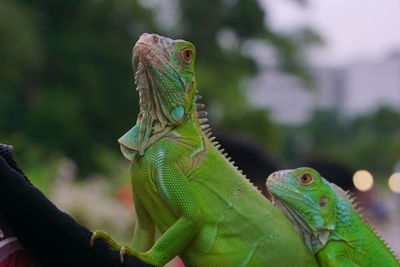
(266, 167), (400, 266)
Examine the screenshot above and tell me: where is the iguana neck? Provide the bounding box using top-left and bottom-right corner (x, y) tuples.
(134, 69), (196, 154)
(306, 191), (359, 254)
(329, 197), (360, 241)
(169, 106), (206, 139)
(118, 101), (201, 161)
(296, 189), (360, 255)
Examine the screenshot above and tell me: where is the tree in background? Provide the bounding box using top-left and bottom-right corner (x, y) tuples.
(0, 0), (316, 174)
(1, 0), (157, 173)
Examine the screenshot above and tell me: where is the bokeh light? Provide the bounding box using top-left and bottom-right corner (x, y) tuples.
(388, 173), (400, 193)
(353, 170), (374, 191)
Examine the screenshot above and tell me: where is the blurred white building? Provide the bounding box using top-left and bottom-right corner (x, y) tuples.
(248, 52), (400, 124)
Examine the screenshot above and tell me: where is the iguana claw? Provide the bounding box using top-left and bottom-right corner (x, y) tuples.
(90, 231), (145, 264)
(119, 246), (143, 264)
(119, 247), (126, 263)
(89, 234), (96, 248)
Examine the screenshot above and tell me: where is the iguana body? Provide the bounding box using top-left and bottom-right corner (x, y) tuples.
(91, 34), (317, 266)
(267, 167), (400, 267)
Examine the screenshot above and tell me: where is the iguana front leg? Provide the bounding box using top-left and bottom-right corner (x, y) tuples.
(118, 154), (203, 266)
(90, 192), (155, 252)
(89, 191), (155, 255)
(92, 154), (203, 266)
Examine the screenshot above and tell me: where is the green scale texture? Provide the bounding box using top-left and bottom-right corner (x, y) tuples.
(267, 167), (400, 267)
(92, 33), (317, 267)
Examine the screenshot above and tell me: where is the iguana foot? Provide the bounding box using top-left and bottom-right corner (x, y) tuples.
(90, 232), (156, 265)
(89, 230), (122, 251)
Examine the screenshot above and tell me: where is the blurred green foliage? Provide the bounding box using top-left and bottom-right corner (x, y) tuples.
(0, 0), (159, 173)
(0, 0), (312, 174)
(0, 0), (398, 184)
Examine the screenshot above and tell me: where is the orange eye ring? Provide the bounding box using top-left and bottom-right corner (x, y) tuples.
(299, 173), (313, 185)
(181, 49), (193, 63)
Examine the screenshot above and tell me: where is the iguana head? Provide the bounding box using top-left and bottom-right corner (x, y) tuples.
(119, 33), (197, 160)
(266, 167), (337, 253)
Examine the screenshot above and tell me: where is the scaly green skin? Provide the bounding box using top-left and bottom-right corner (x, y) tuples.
(267, 167), (400, 267)
(91, 34), (318, 266)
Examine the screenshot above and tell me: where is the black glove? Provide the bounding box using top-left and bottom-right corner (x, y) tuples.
(0, 144), (154, 267)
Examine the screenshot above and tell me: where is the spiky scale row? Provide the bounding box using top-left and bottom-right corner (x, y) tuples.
(197, 111), (208, 117)
(343, 192), (399, 262)
(196, 103), (205, 109)
(194, 95), (261, 192)
(199, 118), (208, 124)
(267, 168), (400, 265)
(344, 190), (364, 214)
(203, 128), (211, 134)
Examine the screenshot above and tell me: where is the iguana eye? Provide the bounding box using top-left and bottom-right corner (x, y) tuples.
(181, 49), (193, 63)
(299, 173), (313, 185)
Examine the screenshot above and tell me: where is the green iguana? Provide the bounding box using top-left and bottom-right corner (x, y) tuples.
(90, 33), (318, 266)
(266, 167), (400, 266)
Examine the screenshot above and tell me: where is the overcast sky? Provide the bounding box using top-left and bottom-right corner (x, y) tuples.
(261, 0), (400, 66)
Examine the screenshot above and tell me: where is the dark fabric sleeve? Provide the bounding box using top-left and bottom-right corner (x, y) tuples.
(0, 144), (154, 267)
